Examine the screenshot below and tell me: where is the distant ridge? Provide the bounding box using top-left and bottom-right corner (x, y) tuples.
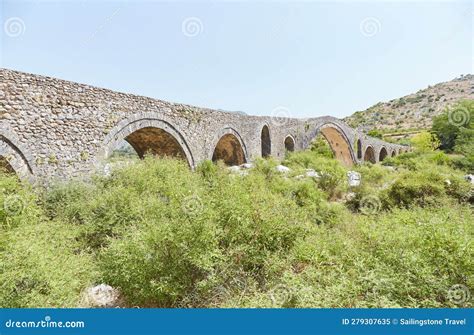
(344, 74), (474, 132)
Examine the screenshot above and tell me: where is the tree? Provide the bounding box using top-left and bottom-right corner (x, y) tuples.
(367, 129), (383, 139)
(410, 131), (440, 152)
(432, 100), (474, 152)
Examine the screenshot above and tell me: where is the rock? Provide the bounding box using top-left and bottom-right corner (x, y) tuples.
(228, 166), (241, 173)
(275, 165), (291, 173)
(240, 163), (254, 169)
(83, 284), (121, 308)
(465, 175), (474, 184)
(384, 166), (396, 172)
(445, 179), (451, 186)
(102, 164), (112, 177)
(305, 169), (320, 178)
(347, 171), (361, 187)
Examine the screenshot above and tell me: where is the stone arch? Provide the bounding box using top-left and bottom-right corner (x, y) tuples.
(284, 135), (295, 152)
(261, 125), (271, 158)
(379, 147), (388, 162)
(356, 139), (362, 160)
(211, 127), (247, 166)
(309, 123), (355, 166)
(0, 135), (35, 180)
(102, 116), (194, 167)
(391, 150), (396, 157)
(364, 146), (376, 163)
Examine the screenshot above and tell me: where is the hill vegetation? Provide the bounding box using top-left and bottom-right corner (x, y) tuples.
(344, 74), (474, 132)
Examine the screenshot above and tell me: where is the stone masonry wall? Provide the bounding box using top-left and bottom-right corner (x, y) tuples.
(0, 68), (408, 182)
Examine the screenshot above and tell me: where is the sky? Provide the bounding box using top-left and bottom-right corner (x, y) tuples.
(1, 0), (472, 119)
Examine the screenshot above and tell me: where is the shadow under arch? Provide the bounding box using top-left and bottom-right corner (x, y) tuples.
(284, 135), (295, 152)
(308, 123), (355, 166)
(356, 139), (362, 160)
(364, 146), (376, 163)
(379, 147), (388, 162)
(261, 124), (271, 158)
(210, 127), (248, 166)
(102, 116), (195, 168)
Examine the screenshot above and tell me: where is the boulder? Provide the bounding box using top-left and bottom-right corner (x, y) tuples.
(228, 166), (241, 173)
(240, 163), (254, 169)
(347, 171), (361, 187)
(83, 284), (121, 308)
(275, 165), (291, 173)
(305, 169), (320, 178)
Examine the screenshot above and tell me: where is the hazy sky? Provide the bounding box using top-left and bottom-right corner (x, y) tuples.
(1, 0), (472, 119)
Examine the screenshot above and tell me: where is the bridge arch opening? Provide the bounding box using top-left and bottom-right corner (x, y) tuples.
(391, 150), (396, 157)
(379, 147), (388, 162)
(123, 127), (187, 161)
(212, 134), (246, 166)
(364, 146), (376, 163)
(356, 139), (362, 160)
(284, 135), (295, 152)
(104, 117), (195, 168)
(317, 125), (354, 166)
(261, 125), (271, 158)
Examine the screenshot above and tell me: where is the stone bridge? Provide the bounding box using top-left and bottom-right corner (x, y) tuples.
(0, 69), (408, 182)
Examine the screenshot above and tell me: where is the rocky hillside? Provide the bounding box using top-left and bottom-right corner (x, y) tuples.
(344, 74), (474, 132)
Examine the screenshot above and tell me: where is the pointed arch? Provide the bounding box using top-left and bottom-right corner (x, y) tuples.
(379, 147), (388, 162)
(364, 146), (376, 163)
(102, 115), (194, 168)
(309, 123), (355, 166)
(261, 125), (271, 158)
(210, 127), (248, 166)
(284, 135), (295, 152)
(356, 139), (362, 160)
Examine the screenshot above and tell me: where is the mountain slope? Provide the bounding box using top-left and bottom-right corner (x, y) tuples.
(344, 74), (474, 132)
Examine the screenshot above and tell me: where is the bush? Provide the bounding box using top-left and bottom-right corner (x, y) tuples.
(1, 148), (473, 308)
(0, 173), (97, 307)
(410, 131), (440, 152)
(283, 152), (347, 199)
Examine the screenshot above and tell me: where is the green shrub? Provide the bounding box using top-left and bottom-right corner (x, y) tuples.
(381, 171), (450, 208)
(0, 173), (97, 307)
(284, 152), (347, 198)
(1, 148), (473, 308)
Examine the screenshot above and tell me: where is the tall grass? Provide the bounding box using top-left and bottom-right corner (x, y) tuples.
(0, 151), (472, 307)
